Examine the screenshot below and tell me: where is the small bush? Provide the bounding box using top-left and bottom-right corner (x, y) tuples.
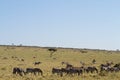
(1, 67), (6, 70)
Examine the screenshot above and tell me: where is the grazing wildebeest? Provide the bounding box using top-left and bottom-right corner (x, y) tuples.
(52, 68), (63, 77)
(67, 67), (83, 76)
(108, 67), (120, 72)
(106, 63), (120, 72)
(61, 62), (83, 76)
(34, 62), (41, 65)
(100, 63), (112, 72)
(84, 66), (98, 73)
(12, 67), (25, 76)
(67, 69), (81, 76)
(61, 68), (69, 74)
(114, 63), (120, 69)
(26, 68), (43, 76)
(100, 62), (115, 72)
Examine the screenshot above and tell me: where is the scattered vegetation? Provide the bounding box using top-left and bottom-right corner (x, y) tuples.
(0, 45), (120, 80)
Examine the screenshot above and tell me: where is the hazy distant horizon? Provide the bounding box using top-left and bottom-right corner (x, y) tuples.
(0, 43), (119, 51)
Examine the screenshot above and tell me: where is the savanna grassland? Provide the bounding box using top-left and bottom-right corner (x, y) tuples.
(0, 45), (120, 80)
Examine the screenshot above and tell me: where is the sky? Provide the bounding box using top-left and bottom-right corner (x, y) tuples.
(0, 0), (120, 50)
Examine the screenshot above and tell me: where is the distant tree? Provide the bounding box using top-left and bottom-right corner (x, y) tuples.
(48, 48), (57, 57)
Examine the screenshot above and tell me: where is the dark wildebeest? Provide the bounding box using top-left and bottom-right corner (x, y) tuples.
(68, 69), (82, 76)
(84, 66), (98, 73)
(34, 62), (41, 65)
(61, 68), (69, 74)
(114, 63), (120, 69)
(26, 68), (43, 76)
(100, 63), (112, 72)
(12, 67), (26, 76)
(61, 67), (83, 76)
(107, 63), (120, 72)
(68, 67), (83, 76)
(52, 68), (63, 77)
(108, 67), (120, 72)
(61, 62), (83, 76)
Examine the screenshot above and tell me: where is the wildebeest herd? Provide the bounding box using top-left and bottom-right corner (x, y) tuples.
(13, 67), (43, 76)
(12, 61), (120, 77)
(52, 62), (98, 77)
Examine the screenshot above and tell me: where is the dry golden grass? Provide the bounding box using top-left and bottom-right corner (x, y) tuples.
(0, 46), (120, 80)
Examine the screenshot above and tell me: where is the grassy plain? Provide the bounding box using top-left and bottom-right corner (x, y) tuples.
(0, 45), (120, 80)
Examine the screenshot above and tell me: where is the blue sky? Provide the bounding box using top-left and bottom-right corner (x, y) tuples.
(0, 0), (120, 50)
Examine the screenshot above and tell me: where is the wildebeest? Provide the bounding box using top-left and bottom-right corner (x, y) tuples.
(106, 63), (120, 72)
(67, 67), (83, 76)
(84, 66), (98, 73)
(52, 68), (63, 77)
(61, 62), (83, 76)
(100, 63), (111, 72)
(60, 67), (83, 76)
(12, 67), (26, 76)
(34, 62), (41, 65)
(114, 63), (120, 69)
(61, 68), (69, 74)
(26, 68), (43, 76)
(108, 67), (120, 72)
